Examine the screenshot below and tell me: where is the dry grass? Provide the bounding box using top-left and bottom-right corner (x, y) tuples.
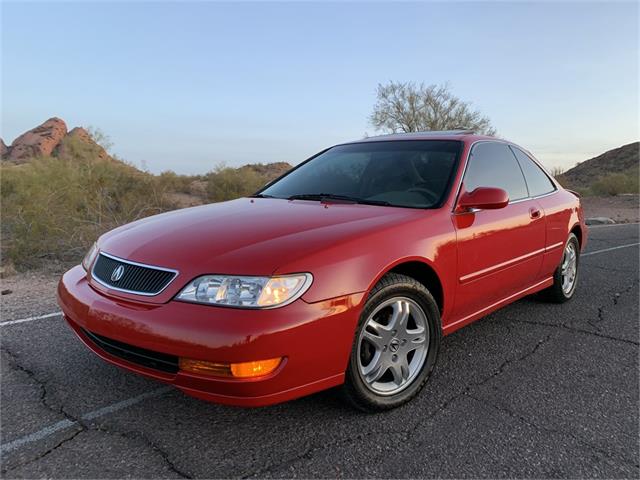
(1, 137), (290, 271)
(1, 155), (173, 270)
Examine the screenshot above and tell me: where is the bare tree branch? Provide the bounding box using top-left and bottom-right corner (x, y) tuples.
(370, 81), (496, 135)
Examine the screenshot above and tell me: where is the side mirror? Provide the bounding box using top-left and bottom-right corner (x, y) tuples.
(457, 187), (509, 212)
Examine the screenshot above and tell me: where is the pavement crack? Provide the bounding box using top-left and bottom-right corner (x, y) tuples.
(240, 421), (393, 478)
(241, 445), (313, 479)
(470, 333), (553, 389)
(92, 425), (193, 479)
(1, 346), (83, 424)
(589, 279), (638, 329)
(611, 281), (639, 305)
(240, 430), (371, 478)
(1, 346), (91, 473)
(241, 333), (551, 479)
(465, 393), (640, 470)
(1, 428), (85, 475)
(241, 333), (552, 479)
(510, 319), (639, 346)
(401, 334), (553, 443)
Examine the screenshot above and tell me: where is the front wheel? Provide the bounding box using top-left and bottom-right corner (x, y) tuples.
(543, 233), (580, 303)
(343, 273), (441, 412)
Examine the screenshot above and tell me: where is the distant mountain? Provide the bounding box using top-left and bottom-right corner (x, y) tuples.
(558, 142), (639, 190)
(1, 117), (111, 164)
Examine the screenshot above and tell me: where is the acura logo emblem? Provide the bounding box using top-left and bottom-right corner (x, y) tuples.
(111, 265), (125, 282)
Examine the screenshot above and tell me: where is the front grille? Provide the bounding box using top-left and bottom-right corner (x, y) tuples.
(92, 253), (177, 296)
(82, 328), (179, 374)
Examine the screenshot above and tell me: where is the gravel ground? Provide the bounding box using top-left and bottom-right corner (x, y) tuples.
(1, 271), (61, 322)
(581, 194), (639, 223)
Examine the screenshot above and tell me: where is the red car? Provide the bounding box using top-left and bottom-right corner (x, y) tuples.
(58, 131), (586, 411)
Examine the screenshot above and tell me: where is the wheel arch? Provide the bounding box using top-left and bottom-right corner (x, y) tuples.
(570, 223), (584, 248)
(371, 258), (445, 314)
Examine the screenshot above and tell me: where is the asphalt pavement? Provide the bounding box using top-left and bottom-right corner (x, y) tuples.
(1, 223), (638, 479)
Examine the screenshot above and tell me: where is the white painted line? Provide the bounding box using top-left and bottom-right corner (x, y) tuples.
(583, 243), (640, 257)
(81, 387), (171, 421)
(0, 311), (62, 327)
(588, 222), (639, 229)
(0, 419), (76, 454)
(0, 387), (172, 454)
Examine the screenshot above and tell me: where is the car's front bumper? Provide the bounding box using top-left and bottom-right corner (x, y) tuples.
(58, 265), (364, 407)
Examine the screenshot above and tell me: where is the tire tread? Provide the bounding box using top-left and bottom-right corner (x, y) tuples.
(542, 233), (580, 303)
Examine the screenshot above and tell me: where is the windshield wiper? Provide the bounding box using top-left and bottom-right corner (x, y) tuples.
(287, 193), (353, 202)
(249, 193), (278, 198)
(287, 193), (393, 207)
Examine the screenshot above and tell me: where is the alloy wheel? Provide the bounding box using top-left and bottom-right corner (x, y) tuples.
(357, 297), (429, 396)
(561, 242), (578, 295)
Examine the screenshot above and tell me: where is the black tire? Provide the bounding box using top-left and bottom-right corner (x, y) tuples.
(343, 273), (441, 412)
(542, 233), (580, 303)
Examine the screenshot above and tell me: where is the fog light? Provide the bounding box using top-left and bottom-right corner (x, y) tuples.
(230, 357), (282, 378)
(179, 357), (282, 378)
(179, 358), (231, 376)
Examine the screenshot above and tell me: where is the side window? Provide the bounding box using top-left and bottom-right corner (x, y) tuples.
(463, 142), (528, 201)
(510, 147), (556, 197)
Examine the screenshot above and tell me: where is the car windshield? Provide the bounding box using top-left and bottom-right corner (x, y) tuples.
(259, 140), (463, 208)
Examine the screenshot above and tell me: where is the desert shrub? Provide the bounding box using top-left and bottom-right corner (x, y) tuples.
(1, 155), (174, 270)
(204, 163), (291, 202)
(205, 165), (265, 202)
(157, 170), (200, 194)
(1, 128), (291, 271)
(591, 168), (639, 196)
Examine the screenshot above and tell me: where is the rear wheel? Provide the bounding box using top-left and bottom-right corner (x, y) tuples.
(343, 273), (441, 412)
(543, 233), (580, 303)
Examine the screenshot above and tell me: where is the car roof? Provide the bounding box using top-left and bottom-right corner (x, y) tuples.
(341, 130), (496, 145)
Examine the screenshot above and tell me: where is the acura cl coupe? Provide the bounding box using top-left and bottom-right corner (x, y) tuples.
(58, 131), (586, 411)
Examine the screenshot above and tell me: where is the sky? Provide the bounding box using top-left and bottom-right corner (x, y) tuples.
(2, 1), (638, 174)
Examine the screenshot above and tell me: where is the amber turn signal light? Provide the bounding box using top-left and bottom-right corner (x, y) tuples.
(179, 358), (231, 376)
(179, 357), (282, 378)
(230, 357), (282, 378)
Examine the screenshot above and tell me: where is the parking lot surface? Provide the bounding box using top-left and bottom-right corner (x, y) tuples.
(1, 223), (638, 478)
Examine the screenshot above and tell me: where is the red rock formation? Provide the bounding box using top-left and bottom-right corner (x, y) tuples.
(2, 119), (115, 164)
(7, 117), (68, 162)
(55, 127), (110, 160)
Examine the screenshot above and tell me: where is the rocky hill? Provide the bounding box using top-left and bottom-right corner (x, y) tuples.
(558, 142), (639, 190)
(1, 117), (110, 163)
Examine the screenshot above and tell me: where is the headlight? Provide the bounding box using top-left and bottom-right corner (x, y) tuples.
(82, 242), (99, 271)
(176, 273), (313, 308)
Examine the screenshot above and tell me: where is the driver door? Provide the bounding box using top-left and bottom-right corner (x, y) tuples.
(452, 142), (546, 323)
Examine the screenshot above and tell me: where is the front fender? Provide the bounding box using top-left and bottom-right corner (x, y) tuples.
(286, 212), (457, 322)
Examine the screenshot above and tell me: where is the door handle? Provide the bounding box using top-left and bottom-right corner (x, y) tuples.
(529, 207), (541, 219)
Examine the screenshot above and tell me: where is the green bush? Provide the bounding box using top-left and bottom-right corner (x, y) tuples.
(591, 168), (639, 196)
(157, 170), (200, 195)
(1, 154), (174, 270)
(204, 164), (269, 202)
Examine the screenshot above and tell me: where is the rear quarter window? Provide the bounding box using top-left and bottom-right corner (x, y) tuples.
(510, 146), (556, 197)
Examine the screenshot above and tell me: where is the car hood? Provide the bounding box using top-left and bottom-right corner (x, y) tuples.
(98, 197), (425, 280)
